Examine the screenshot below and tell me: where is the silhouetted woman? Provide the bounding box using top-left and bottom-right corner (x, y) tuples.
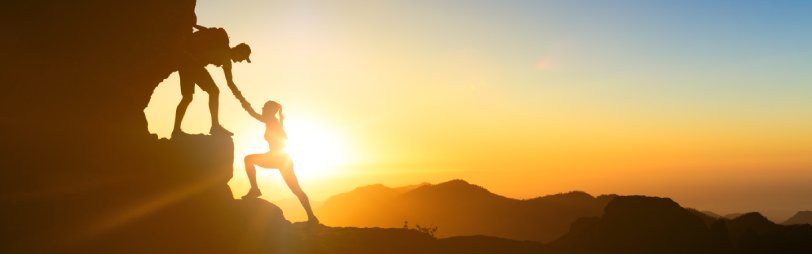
(240, 100), (318, 223)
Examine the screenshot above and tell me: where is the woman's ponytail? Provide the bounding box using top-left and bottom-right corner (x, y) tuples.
(278, 107), (285, 127)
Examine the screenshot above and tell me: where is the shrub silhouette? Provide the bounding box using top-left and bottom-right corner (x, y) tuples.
(403, 220), (438, 238)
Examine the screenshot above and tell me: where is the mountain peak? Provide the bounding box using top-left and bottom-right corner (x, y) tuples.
(783, 211), (812, 225)
(731, 212), (773, 225)
(436, 179), (475, 187)
(554, 195), (718, 253)
(407, 179), (494, 198)
(353, 183), (395, 192)
(603, 195), (683, 216)
(725, 211), (780, 242)
(530, 191), (594, 202)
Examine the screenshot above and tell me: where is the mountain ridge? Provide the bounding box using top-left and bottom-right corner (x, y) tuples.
(320, 179), (613, 243)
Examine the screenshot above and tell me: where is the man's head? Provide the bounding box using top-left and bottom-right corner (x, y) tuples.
(231, 43), (251, 63)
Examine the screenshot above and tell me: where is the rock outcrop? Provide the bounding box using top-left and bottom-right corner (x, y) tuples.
(4, 1), (202, 252)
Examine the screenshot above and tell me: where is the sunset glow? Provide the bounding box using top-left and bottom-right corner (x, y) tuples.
(280, 120), (350, 178)
(16, 1), (812, 252)
(140, 0), (812, 220)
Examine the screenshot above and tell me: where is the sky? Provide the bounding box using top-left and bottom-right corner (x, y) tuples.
(145, 0), (812, 221)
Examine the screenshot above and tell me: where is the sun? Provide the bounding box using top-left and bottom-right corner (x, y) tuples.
(238, 116), (350, 179)
(235, 112), (355, 181)
(283, 120), (349, 178)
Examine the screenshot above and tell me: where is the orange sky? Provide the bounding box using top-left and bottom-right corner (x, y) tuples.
(145, 1), (812, 221)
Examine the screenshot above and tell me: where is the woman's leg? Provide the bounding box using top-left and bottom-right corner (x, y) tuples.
(250, 153), (318, 222)
(279, 162), (319, 223)
(243, 154), (262, 198)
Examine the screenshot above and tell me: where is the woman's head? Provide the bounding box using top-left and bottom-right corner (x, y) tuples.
(262, 100), (282, 119)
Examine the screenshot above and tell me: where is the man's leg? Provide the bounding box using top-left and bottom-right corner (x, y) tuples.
(196, 69), (232, 135)
(173, 68), (195, 136)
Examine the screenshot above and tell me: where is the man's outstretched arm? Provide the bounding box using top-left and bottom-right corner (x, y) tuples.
(223, 62), (262, 121)
(222, 61), (239, 96)
(222, 61), (234, 84)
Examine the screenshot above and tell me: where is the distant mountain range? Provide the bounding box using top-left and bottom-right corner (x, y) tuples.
(317, 179), (812, 253)
(319, 179), (615, 243)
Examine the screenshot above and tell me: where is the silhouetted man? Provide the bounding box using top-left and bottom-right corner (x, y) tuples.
(174, 24), (251, 137)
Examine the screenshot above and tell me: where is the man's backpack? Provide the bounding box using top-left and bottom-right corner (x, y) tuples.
(190, 27), (229, 54)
